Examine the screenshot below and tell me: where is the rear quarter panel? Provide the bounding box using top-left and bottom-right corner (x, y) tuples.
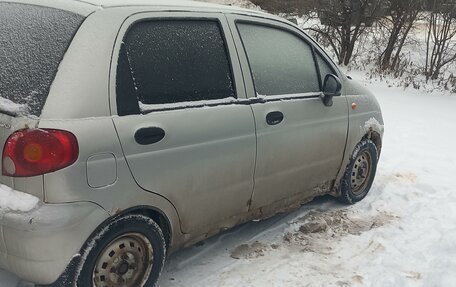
(38, 117), (184, 249)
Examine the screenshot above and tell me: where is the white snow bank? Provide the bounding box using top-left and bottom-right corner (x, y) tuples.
(0, 184), (39, 213)
(0, 97), (29, 116)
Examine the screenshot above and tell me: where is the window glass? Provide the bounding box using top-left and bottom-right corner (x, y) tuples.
(316, 52), (336, 85)
(116, 20), (235, 114)
(0, 3), (84, 116)
(237, 23), (319, 96)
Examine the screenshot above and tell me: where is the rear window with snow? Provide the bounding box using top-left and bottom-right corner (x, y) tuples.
(0, 3), (84, 117)
(116, 20), (236, 116)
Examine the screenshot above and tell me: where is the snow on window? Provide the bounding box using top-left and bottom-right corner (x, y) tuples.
(116, 20), (236, 116)
(0, 3), (84, 117)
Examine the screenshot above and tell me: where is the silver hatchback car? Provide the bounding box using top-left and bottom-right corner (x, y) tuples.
(0, 0), (384, 286)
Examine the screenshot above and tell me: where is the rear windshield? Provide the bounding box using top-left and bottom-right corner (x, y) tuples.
(0, 3), (84, 117)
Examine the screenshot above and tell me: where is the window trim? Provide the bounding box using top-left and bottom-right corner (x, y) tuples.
(110, 12), (245, 116)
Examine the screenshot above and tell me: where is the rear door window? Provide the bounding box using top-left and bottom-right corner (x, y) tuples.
(0, 3), (84, 116)
(116, 20), (236, 115)
(237, 23), (320, 96)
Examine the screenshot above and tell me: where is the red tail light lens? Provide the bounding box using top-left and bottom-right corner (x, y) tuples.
(2, 129), (79, 177)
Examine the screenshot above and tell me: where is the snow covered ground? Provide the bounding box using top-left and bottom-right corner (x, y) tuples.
(2, 72), (455, 286)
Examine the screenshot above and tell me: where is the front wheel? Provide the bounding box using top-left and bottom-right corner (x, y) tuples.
(339, 139), (379, 204)
(76, 214), (166, 287)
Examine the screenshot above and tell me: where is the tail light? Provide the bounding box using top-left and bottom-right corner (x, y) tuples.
(2, 129), (79, 177)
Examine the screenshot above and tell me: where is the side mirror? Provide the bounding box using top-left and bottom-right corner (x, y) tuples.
(321, 74), (342, 107)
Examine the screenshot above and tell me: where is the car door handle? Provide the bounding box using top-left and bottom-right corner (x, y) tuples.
(135, 127), (165, 145)
(266, 111), (284, 126)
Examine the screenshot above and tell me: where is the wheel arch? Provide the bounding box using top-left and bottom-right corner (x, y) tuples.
(46, 205), (174, 287)
(114, 206), (173, 250)
(332, 129), (382, 197)
(80, 205), (174, 253)
(364, 130), (382, 158)
(338, 137), (379, 204)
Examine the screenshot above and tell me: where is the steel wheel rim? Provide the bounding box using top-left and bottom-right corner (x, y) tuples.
(350, 151), (372, 194)
(93, 233), (154, 287)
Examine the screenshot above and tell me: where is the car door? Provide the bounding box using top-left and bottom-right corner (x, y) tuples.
(227, 15), (349, 209)
(111, 13), (256, 234)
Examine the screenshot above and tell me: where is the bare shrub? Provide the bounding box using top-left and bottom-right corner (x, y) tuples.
(306, 0), (386, 65)
(425, 0), (456, 81)
(379, 0), (424, 71)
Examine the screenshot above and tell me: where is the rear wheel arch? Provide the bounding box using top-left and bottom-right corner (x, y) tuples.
(76, 214), (166, 287)
(45, 206), (172, 287)
(84, 205), (174, 251)
(115, 206), (173, 250)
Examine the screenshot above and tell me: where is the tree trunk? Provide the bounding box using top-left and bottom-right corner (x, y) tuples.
(382, 24), (402, 70)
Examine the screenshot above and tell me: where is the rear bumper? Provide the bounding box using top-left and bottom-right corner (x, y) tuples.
(0, 201), (109, 285)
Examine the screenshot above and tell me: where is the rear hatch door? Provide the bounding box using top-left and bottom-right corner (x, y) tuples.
(0, 3), (85, 197)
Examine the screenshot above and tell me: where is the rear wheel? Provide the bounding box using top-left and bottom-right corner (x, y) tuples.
(76, 214), (166, 287)
(339, 139), (378, 204)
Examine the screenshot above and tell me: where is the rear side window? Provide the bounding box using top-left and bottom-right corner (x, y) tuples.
(237, 23), (320, 96)
(116, 20), (236, 115)
(0, 3), (84, 116)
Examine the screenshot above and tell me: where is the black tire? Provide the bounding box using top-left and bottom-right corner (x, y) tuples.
(339, 139), (379, 204)
(76, 214), (166, 287)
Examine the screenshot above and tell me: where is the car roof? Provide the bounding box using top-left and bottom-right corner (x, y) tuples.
(80, 0), (254, 11)
(1, 0), (272, 18)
